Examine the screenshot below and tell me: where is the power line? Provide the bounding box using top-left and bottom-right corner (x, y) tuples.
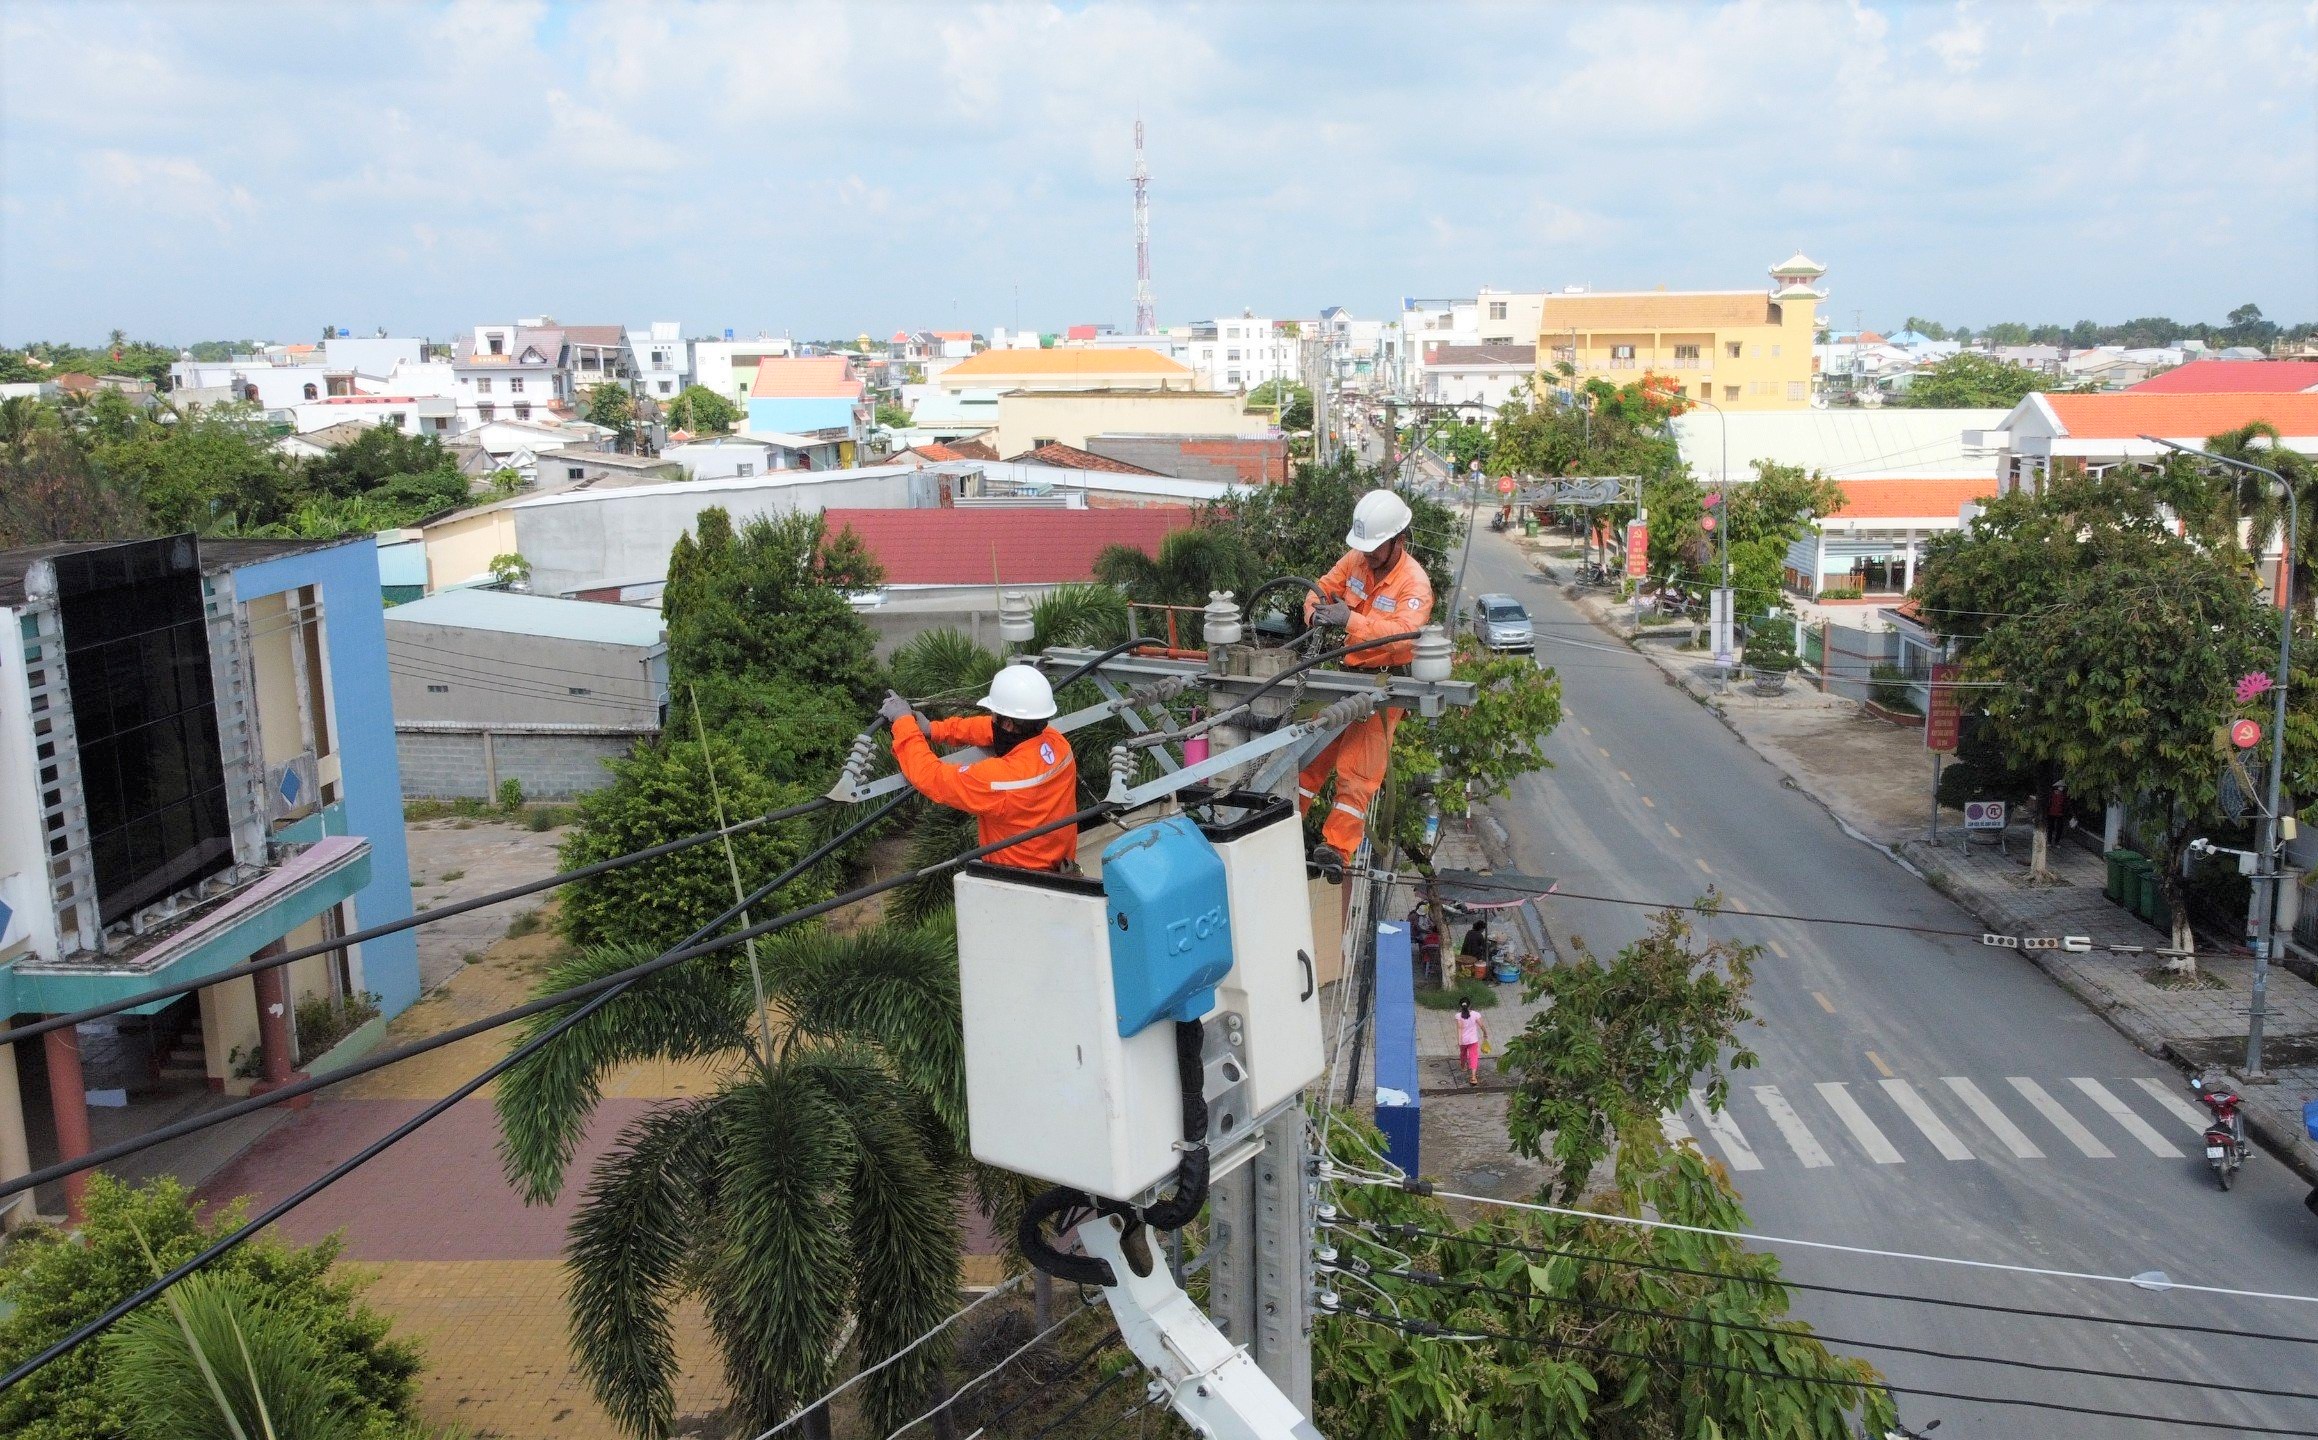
(1335, 1305), (2318, 1437)
(960, 1329), (1121, 1440)
(883, 1302), (1100, 1440)
(1327, 1176), (2318, 1309)
(0, 789), (914, 1396)
(1024, 1363), (1134, 1440)
(751, 1274), (1029, 1440)
(0, 794), (837, 1050)
(1341, 1259), (2318, 1404)
(0, 800), (1109, 1214)
(1372, 869), (1989, 943)
(1332, 1217), (2318, 1349)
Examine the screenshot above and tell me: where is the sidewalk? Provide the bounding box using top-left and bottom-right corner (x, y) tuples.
(1523, 538), (2318, 1185)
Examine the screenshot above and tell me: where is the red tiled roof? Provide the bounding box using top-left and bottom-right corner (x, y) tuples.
(823, 506), (1198, 585)
(948, 438), (999, 460)
(2125, 360), (2318, 395)
(904, 443), (968, 462)
(1005, 442), (1167, 476)
(2040, 391), (2318, 440)
(750, 355), (864, 399)
(563, 324), (625, 346)
(1832, 477), (1998, 521)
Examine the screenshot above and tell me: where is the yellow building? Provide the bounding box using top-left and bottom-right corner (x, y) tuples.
(1537, 253), (1825, 410)
(937, 346), (1196, 393)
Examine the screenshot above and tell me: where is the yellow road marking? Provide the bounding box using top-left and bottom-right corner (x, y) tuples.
(1618, 769), (1632, 782)
(1696, 858), (1714, 874)
(1813, 991), (1836, 1014)
(1640, 796), (1655, 808)
(1866, 1050), (1896, 1078)
(1579, 725), (1592, 736)
(1728, 897), (1749, 913)
(1596, 746), (1611, 758)
(1665, 824), (1682, 839)
(1767, 940), (1790, 959)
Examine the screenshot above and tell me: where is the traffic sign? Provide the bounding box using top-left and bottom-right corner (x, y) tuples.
(2232, 718), (2262, 749)
(1497, 475), (1516, 495)
(1926, 663), (1961, 752)
(1964, 800), (2007, 831)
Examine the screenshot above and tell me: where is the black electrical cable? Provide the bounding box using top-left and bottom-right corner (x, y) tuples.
(1237, 629), (1424, 718)
(1238, 575), (1323, 627)
(1338, 1218), (2318, 1349)
(0, 800), (1111, 1209)
(1023, 1364), (1132, 1440)
(1048, 635), (1160, 692)
(1345, 1259), (2318, 1404)
(0, 790), (915, 1397)
(1375, 868), (1995, 943)
(1337, 1305), (2318, 1438)
(0, 794), (838, 1050)
(966, 1330), (1120, 1437)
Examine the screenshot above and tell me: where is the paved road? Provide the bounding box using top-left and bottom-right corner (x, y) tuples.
(1453, 525), (2318, 1438)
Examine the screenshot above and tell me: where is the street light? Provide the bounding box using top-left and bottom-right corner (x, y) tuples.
(2145, 433), (2296, 1078)
(1690, 394), (1734, 674)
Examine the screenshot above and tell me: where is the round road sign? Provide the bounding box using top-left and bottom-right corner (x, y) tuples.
(2232, 718), (2262, 749)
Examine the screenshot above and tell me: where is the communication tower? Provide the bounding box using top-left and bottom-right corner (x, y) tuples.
(1133, 120), (1156, 335)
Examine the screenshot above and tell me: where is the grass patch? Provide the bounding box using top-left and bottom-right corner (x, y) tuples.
(1417, 978), (1501, 1010)
(2139, 965), (2227, 991)
(438, 868), (465, 884)
(506, 909), (545, 939)
(525, 804), (581, 831)
(404, 796), (494, 822)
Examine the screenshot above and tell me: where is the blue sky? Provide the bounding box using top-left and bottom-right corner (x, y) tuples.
(3, 1), (2312, 345)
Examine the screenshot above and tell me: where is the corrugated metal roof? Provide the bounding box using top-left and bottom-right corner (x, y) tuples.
(383, 588), (665, 647)
(1673, 408), (2008, 483)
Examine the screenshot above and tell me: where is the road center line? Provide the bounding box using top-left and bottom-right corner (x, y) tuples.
(1689, 1088), (1761, 1170)
(1812, 990), (1835, 1013)
(2072, 1078), (2181, 1157)
(1768, 940), (1791, 959)
(2007, 1077), (2113, 1158)
(1755, 1085), (1833, 1167)
(1943, 1077), (2044, 1159)
(1666, 823), (1683, 839)
(1695, 858), (1713, 874)
(1641, 796), (1656, 809)
(1865, 1049), (1894, 1077)
(1816, 1082), (1904, 1163)
(1596, 746), (1611, 758)
(1618, 769), (1632, 782)
(1880, 1079), (1975, 1160)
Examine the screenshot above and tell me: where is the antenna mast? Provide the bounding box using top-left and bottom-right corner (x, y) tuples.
(1133, 120), (1156, 335)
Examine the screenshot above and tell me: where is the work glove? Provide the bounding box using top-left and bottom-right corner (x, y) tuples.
(1311, 599), (1352, 627)
(877, 691), (916, 727)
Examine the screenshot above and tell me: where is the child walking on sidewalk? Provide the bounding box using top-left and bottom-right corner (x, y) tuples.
(1457, 998), (1491, 1087)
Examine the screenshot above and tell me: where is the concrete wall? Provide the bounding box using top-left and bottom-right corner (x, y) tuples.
(509, 468), (936, 597)
(995, 391), (1269, 459)
(422, 508), (519, 590)
(395, 723), (651, 800)
(387, 625), (662, 727)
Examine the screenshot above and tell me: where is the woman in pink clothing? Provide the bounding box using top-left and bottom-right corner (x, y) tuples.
(1456, 998), (1490, 1087)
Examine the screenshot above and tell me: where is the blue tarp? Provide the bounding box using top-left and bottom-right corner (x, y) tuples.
(1372, 918), (1420, 1172)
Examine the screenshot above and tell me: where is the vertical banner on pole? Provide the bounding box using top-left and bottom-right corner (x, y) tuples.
(1625, 521), (1648, 579)
(1926, 662), (1960, 844)
(1710, 588), (1734, 668)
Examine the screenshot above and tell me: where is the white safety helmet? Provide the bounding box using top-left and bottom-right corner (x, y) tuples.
(979, 663), (1058, 721)
(1346, 489), (1413, 553)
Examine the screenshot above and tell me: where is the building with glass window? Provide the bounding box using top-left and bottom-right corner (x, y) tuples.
(0, 535), (415, 1224)
(1535, 254), (1826, 411)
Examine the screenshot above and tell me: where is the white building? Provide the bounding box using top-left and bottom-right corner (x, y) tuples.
(1181, 313), (1299, 392)
(1476, 289), (1545, 348)
(623, 322), (690, 402)
(287, 394), (459, 437)
(1415, 343), (1535, 411)
(168, 358), (350, 410)
(1386, 299), (1479, 395)
(1315, 307), (1388, 392)
(452, 325), (572, 428)
(691, 336), (796, 407)
(663, 435), (786, 481)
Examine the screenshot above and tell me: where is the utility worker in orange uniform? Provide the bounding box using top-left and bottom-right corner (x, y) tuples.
(880, 664), (1080, 871)
(1299, 489), (1434, 882)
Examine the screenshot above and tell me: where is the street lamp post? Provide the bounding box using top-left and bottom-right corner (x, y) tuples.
(1691, 395), (1734, 674)
(2148, 435), (2296, 1077)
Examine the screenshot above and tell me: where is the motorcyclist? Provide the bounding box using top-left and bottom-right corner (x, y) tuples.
(1298, 488), (1435, 881)
(881, 664), (1079, 871)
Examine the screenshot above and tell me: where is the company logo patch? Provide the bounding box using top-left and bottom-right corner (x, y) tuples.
(1040, 742), (1055, 765)
(1376, 596), (1397, 612)
(1347, 577), (1367, 597)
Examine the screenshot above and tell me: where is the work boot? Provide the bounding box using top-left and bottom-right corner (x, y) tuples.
(1308, 843), (1346, 885)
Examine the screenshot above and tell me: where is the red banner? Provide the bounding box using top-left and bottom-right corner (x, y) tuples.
(1625, 521), (1648, 578)
(1926, 662), (1961, 752)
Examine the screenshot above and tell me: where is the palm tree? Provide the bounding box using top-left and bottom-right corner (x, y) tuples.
(1094, 525), (1260, 612)
(494, 923), (975, 1439)
(2206, 421), (2318, 606)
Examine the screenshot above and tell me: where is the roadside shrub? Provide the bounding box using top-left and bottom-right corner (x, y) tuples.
(1818, 583), (1865, 600)
(1743, 620), (1800, 673)
(1415, 977), (1500, 1010)
(1869, 663), (1922, 715)
(496, 778), (525, 812)
(0, 1175), (424, 1440)
(294, 991), (382, 1065)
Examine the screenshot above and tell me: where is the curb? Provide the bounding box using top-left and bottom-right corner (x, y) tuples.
(1526, 545), (2318, 1188)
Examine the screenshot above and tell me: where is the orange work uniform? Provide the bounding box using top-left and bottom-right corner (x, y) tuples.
(892, 714), (1079, 870)
(1298, 547), (1435, 857)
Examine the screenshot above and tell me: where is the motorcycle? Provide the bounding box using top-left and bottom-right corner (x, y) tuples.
(2191, 1076), (2249, 1190)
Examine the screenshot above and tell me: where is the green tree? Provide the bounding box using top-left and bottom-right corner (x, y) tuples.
(555, 732), (821, 954)
(1500, 906), (1760, 1201)
(96, 412), (294, 532)
(301, 426), (453, 499)
(662, 384), (741, 437)
(1393, 642), (1563, 837)
(662, 508), (887, 719)
(583, 382), (638, 449)
(1315, 1121), (1894, 1439)
(1900, 352), (2069, 409)
(0, 423), (146, 546)
(872, 401), (912, 430)
(494, 920), (974, 1439)
(0, 1175), (426, 1440)
(1917, 470), (2272, 954)
(1247, 380), (1314, 432)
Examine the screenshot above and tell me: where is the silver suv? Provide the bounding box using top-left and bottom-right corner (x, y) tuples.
(1472, 594), (1534, 653)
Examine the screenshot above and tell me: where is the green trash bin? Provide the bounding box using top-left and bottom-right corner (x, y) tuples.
(2132, 864), (2161, 923)
(2105, 849), (2141, 904)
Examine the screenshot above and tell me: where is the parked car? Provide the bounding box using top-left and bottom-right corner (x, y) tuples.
(1472, 593), (1534, 652)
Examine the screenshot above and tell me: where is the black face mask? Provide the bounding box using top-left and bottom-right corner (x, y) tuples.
(989, 716), (1041, 756)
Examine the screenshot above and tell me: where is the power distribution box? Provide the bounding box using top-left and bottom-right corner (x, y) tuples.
(1102, 817), (1234, 1037)
(955, 863), (1190, 1201)
(1199, 796), (1327, 1117)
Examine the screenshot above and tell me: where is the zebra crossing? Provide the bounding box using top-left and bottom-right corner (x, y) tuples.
(1660, 1074), (2219, 1173)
